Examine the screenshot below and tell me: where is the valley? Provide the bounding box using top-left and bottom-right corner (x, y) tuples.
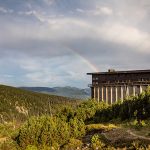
(20, 86), (90, 99)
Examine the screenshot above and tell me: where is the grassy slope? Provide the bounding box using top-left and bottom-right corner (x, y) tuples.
(0, 84), (80, 123)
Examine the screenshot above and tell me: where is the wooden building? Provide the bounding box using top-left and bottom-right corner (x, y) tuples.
(87, 69), (150, 104)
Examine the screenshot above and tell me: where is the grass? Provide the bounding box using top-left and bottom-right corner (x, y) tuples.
(0, 122), (17, 138)
(86, 123), (118, 132)
(0, 122), (18, 150)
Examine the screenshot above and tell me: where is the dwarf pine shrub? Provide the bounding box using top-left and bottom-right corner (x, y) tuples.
(12, 115), (85, 149)
(95, 87), (150, 122)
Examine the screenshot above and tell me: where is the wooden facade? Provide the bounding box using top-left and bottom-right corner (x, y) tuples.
(87, 69), (150, 104)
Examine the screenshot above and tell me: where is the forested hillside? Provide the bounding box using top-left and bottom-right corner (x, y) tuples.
(0, 85), (80, 123)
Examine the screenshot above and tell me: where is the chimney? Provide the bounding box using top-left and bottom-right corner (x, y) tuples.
(108, 69), (116, 72)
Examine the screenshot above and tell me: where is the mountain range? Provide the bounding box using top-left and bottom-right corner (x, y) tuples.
(19, 86), (91, 99)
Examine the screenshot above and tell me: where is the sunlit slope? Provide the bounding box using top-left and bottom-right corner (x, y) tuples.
(0, 85), (80, 123)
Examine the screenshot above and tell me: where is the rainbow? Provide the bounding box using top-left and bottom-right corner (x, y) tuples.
(63, 45), (99, 72)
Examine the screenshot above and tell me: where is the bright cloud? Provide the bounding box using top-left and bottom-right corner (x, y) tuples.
(93, 6), (113, 15)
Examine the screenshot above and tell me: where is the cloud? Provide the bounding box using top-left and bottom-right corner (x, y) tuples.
(93, 6), (113, 15)
(98, 23), (150, 53)
(43, 0), (54, 5)
(76, 6), (113, 16)
(14, 55), (92, 87)
(0, 0), (150, 87)
(0, 6), (13, 13)
(1, 14), (150, 59)
(76, 8), (85, 13)
(0, 7), (8, 13)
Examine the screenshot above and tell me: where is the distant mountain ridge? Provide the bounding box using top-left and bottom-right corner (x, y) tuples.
(20, 86), (91, 99)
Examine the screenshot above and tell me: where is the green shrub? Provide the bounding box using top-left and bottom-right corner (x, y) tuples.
(12, 116), (70, 149)
(58, 99), (107, 124)
(91, 134), (105, 149)
(69, 118), (85, 138)
(76, 100), (107, 122)
(95, 87), (150, 123)
(12, 115), (85, 149)
(25, 145), (38, 150)
(62, 138), (83, 150)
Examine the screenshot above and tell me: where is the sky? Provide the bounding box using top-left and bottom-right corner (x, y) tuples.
(0, 0), (150, 88)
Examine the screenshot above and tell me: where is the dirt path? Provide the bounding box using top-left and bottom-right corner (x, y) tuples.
(82, 128), (150, 148)
(101, 128), (150, 144)
(102, 128), (137, 143)
(127, 130), (150, 141)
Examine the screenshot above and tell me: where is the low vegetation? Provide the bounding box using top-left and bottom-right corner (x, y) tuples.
(0, 85), (150, 149)
(86, 123), (117, 132)
(94, 87), (150, 123)
(12, 116), (85, 149)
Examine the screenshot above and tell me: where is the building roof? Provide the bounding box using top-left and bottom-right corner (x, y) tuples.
(87, 69), (150, 75)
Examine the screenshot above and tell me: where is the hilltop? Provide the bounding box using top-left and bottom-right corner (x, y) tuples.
(0, 84), (80, 123)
